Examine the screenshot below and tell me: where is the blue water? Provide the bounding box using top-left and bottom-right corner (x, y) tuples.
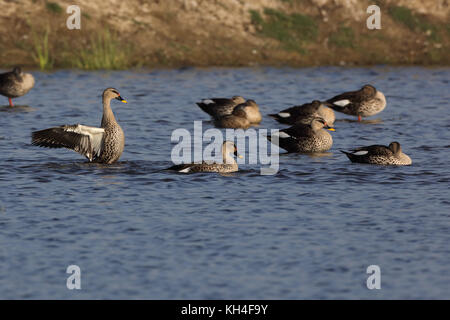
(0, 67), (449, 299)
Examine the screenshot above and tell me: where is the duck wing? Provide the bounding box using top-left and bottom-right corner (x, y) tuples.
(31, 124), (105, 161)
(196, 98), (236, 117)
(270, 102), (320, 124)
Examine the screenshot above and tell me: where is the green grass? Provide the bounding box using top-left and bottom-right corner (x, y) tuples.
(73, 31), (133, 70)
(46, 2), (63, 14)
(249, 10), (263, 26)
(329, 26), (355, 48)
(250, 8), (317, 53)
(389, 6), (440, 42)
(31, 26), (53, 70)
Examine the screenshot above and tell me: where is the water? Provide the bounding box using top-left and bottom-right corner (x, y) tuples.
(0, 67), (449, 299)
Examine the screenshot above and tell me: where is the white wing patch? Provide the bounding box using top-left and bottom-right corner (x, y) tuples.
(333, 99), (351, 107)
(273, 131), (291, 138)
(202, 99), (215, 105)
(354, 150), (369, 156)
(278, 112), (290, 118)
(179, 167), (191, 173)
(65, 125), (105, 159)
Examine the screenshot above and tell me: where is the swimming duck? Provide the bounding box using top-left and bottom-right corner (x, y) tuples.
(31, 88), (127, 164)
(341, 141), (412, 165)
(237, 99), (262, 124)
(325, 84), (386, 121)
(269, 100), (335, 125)
(167, 141), (242, 173)
(196, 96), (245, 118)
(0, 67), (35, 106)
(214, 105), (251, 129)
(267, 117), (335, 153)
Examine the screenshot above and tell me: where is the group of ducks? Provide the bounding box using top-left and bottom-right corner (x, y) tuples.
(0, 66), (412, 174)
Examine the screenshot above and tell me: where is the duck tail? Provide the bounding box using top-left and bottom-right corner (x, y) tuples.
(323, 101), (340, 111)
(268, 113), (289, 124)
(196, 102), (212, 115)
(340, 150), (356, 162)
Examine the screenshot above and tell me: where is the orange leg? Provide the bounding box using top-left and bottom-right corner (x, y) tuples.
(8, 98), (13, 107)
(358, 115), (362, 122)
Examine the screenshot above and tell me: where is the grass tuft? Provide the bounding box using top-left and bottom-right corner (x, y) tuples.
(31, 25), (53, 70)
(251, 8), (317, 53)
(389, 6), (440, 42)
(73, 31), (133, 70)
(329, 26), (355, 48)
(249, 10), (263, 26)
(46, 2), (63, 14)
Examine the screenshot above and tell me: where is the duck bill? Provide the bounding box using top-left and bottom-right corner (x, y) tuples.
(234, 150), (243, 159)
(116, 96), (127, 103)
(325, 125), (335, 131)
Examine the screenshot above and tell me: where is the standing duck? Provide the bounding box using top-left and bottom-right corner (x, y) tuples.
(325, 84), (386, 121)
(167, 141), (242, 173)
(31, 88), (127, 164)
(341, 141), (412, 165)
(269, 100), (335, 126)
(0, 67), (35, 107)
(196, 96), (245, 118)
(267, 117), (335, 153)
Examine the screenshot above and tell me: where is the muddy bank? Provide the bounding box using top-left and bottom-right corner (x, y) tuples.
(0, 0), (449, 69)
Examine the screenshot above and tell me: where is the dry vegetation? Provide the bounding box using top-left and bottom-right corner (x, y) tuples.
(0, 0), (449, 69)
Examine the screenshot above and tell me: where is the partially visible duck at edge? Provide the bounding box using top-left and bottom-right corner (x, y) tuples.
(0, 67), (35, 107)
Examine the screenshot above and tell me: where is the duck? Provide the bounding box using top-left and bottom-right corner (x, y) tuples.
(269, 100), (335, 125)
(31, 88), (127, 164)
(341, 141), (412, 165)
(196, 96), (245, 119)
(325, 84), (386, 121)
(0, 67), (35, 107)
(167, 141), (242, 173)
(238, 99), (262, 124)
(267, 117), (335, 153)
(214, 105), (251, 129)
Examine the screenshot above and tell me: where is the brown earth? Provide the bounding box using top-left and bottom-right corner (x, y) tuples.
(0, 0), (449, 69)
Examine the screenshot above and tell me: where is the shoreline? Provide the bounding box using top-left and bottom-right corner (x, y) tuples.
(1, 0), (449, 70)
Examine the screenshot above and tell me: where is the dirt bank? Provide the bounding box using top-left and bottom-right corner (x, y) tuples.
(0, 0), (449, 69)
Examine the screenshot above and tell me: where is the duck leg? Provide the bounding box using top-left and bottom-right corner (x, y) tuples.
(8, 98), (13, 107)
(358, 115), (362, 122)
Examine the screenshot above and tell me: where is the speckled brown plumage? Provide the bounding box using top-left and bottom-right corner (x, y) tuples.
(342, 142), (412, 165)
(32, 88), (127, 164)
(269, 100), (335, 125)
(167, 141), (241, 173)
(326, 84), (386, 121)
(267, 117), (335, 153)
(0, 67), (35, 106)
(196, 96), (245, 118)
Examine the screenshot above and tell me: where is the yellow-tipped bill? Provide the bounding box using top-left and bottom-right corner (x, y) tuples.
(327, 127), (335, 131)
(117, 95), (127, 103)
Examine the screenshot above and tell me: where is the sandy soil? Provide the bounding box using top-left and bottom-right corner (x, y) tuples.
(0, 0), (448, 68)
